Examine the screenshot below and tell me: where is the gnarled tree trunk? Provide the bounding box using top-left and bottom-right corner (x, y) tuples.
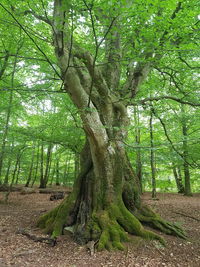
(37, 0), (186, 250)
(172, 166), (185, 194)
(38, 131), (186, 249)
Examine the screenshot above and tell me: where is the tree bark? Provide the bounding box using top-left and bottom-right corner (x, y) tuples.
(172, 166), (185, 194)
(63, 156), (70, 185)
(39, 142), (52, 188)
(15, 162), (21, 185)
(25, 145), (35, 187)
(74, 152), (80, 180)
(55, 158), (60, 186)
(31, 142), (40, 187)
(181, 106), (192, 196)
(149, 108), (157, 199)
(3, 140), (14, 185)
(0, 47), (21, 183)
(134, 106), (142, 193)
(49, 161), (56, 186)
(39, 142), (45, 188)
(3, 157), (12, 186)
(0, 91), (13, 182)
(13, 145), (27, 184)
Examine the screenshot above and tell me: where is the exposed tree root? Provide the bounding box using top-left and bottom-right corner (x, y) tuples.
(134, 205), (187, 239)
(93, 202), (165, 251)
(38, 198), (168, 251)
(37, 197), (188, 251)
(37, 191), (76, 238)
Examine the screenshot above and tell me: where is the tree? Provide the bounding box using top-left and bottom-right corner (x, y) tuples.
(149, 107), (157, 198)
(172, 165), (184, 193)
(133, 106), (142, 193)
(181, 105), (192, 196)
(35, 0), (195, 250)
(1, 0), (199, 250)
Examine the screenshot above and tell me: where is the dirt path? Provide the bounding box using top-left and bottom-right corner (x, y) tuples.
(0, 192), (200, 267)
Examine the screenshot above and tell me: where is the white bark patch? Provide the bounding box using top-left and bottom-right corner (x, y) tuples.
(85, 112), (108, 142)
(107, 145), (115, 155)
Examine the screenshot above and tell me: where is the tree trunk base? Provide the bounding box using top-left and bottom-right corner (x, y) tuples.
(37, 193), (186, 251)
(37, 141), (187, 251)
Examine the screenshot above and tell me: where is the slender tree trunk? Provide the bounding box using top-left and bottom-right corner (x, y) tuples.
(62, 157), (68, 185)
(41, 142), (53, 188)
(5, 150), (23, 204)
(15, 162), (21, 185)
(0, 91), (13, 183)
(181, 106), (192, 196)
(13, 161), (19, 185)
(31, 142), (40, 187)
(65, 153), (73, 185)
(3, 140), (14, 185)
(134, 106), (142, 193)
(3, 158), (12, 185)
(55, 158), (60, 186)
(25, 145), (35, 187)
(177, 167), (184, 188)
(0, 47), (20, 183)
(149, 108), (157, 198)
(49, 161), (56, 186)
(172, 166), (185, 193)
(47, 149), (53, 183)
(3, 157), (12, 185)
(74, 152), (80, 181)
(13, 145), (26, 184)
(0, 52), (10, 183)
(39, 142), (45, 188)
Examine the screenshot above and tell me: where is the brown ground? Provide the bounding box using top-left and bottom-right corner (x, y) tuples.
(0, 190), (200, 267)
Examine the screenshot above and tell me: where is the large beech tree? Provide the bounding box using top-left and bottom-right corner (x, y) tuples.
(2, 0), (199, 250)
(36, 0), (192, 250)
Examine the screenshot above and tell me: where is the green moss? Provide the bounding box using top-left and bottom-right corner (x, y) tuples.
(98, 230), (109, 251)
(36, 190), (77, 238)
(105, 241), (113, 251)
(37, 170), (186, 251)
(135, 205), (187, 240)
(37, 214), (47, 228)
(110, 227), (120, 242)
(89, 219), (101, 240)
(112, 241), (125, 250)
(119, 230), (129, 242)
(117, 202), (143, 235)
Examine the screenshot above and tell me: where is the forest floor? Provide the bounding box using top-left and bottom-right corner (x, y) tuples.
(0, 189), (200, 267)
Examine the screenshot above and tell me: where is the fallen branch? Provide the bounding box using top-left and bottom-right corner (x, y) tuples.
(173, 211), (200, 222)
(16, 228), (57, 246)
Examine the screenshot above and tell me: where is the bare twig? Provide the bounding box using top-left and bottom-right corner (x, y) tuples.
(16, 228), (57, 246)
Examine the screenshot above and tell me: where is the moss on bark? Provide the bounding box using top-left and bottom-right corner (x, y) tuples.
(37, 141), (186, 251)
